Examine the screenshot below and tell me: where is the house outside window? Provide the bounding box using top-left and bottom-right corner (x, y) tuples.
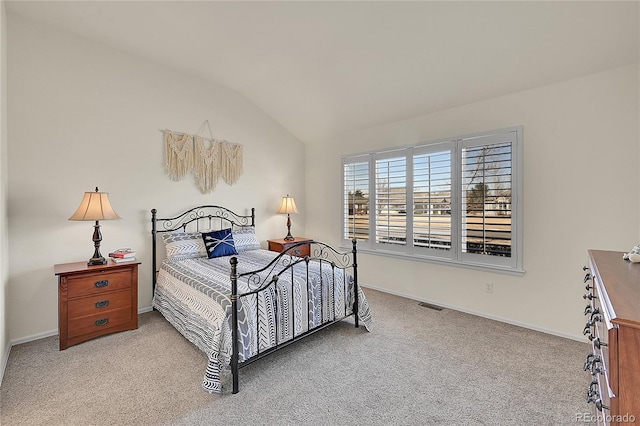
(342, 127), (523, 274)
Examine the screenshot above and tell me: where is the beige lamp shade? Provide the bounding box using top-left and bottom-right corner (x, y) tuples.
(69, 188), (121, 221)
(276, 195), (299, 215)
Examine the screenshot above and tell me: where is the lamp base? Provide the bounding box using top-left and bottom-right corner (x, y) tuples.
(283, 214), (294, 241)
(88, 220), (107, 266)
(88, 256), (107, 266)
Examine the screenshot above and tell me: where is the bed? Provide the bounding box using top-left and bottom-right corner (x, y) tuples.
(150, 205), (372, 394)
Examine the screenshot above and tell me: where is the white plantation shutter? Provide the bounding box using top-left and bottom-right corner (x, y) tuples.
(460, 132), (518, 269)
(374, 153), (406, 248)
(343, 157), (370, 244)
(413, 144), (453, 256)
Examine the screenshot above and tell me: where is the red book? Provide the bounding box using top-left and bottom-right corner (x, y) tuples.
(108, 250), (136, 258)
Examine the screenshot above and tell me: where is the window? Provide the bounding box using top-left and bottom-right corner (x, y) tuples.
(341, 127), (522, 274)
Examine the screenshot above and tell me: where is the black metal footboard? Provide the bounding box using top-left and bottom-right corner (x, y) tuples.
(229, 239), (359, 394)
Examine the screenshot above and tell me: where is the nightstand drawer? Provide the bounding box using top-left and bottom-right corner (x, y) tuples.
(282, 242), (310, 257)
(67, 307), (132, 339)
(67, 289), (132, 320)
(67, 270), (132, 298)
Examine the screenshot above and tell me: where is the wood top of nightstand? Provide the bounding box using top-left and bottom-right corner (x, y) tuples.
(267, 237), (312, 245)
(54, 260), (141, 276)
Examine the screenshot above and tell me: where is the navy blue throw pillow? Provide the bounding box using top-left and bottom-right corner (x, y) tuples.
(202, 228), (238, 258)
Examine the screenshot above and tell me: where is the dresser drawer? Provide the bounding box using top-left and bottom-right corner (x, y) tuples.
(67, 306), (132, 339)
(67, 289), (132, 320)
(67, 270), (132, 298)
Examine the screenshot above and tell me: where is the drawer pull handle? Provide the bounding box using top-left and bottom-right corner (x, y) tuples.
(593, 338), (607, 349)
(95, 318), (109, 326)
(583, 353), (595, 371)
(595, 399), (609, 412)
(586, 315), (601, 327)
(95, 280), (109, 288)
(95, 300), (110, 308)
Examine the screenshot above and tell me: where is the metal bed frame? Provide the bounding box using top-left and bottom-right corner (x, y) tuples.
(151, 205), (360, 394)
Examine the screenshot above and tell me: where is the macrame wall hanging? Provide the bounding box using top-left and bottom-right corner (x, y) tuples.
(161, 121), (243, 194)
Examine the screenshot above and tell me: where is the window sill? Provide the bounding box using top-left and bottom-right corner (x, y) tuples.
(342, 245), (525, 276)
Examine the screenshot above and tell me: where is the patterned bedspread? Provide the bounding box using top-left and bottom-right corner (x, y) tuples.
(152, 249), (372, 393)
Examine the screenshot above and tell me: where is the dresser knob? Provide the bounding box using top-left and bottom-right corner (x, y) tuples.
(591, 361), (604, 375)
(585, 315), (601, 328)
(593, 338), (607, 349)
(595, 399), (609, 412)
(95, 300), (110, 308)
(584, 353), (595, 371)
(95, 318), (109, 326)
(584, 305), (593, 315)
(584, 273), (592, 284)
(583, 293), (597, 300)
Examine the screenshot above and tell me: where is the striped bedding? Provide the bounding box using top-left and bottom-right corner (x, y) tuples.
(152, 249), (372, 393)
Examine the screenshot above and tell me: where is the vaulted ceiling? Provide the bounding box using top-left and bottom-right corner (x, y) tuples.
(6, 1), (639, 144)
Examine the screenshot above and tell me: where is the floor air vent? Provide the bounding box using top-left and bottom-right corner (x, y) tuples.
(418, 302), (444, 311)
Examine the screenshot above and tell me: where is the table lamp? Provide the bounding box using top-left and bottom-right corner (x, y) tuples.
(276, 194), (298, 241)
(69, 187), (121, 265)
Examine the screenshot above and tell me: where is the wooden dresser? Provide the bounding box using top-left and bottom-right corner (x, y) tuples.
(583, 250), (640, 425)
(54, 260), (140, 350)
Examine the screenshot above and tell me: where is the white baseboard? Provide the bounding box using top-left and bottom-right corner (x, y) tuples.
(139, 305), (153, 314)
(361, 283), (586, 342)
(9, 328), (58, 347)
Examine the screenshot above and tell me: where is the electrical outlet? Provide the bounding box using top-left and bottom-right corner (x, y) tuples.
(485, 282), (494, 293)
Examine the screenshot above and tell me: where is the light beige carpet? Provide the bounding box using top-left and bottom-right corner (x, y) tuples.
(1, 289), (595, 425)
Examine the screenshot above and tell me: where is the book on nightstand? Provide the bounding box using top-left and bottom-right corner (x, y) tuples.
(109, 248), (136, 263)
(110, 256), (137, 264)
(108, 248), (136, 258)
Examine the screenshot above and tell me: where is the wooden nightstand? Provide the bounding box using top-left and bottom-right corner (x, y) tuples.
(54, 260), (140, 350)
(268, 237), (313, 257)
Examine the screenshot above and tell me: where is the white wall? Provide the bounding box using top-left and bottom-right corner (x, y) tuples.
(6, 16), (306, 342)
(0, 0), (9, 382)
(306, 64), (640, 340)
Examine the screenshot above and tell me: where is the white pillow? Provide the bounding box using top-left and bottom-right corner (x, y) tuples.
(232, 227), (261, 253)
(162, 232), (207, 261)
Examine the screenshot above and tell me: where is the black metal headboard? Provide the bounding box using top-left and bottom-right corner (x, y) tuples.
(151, 205), (255, 291)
